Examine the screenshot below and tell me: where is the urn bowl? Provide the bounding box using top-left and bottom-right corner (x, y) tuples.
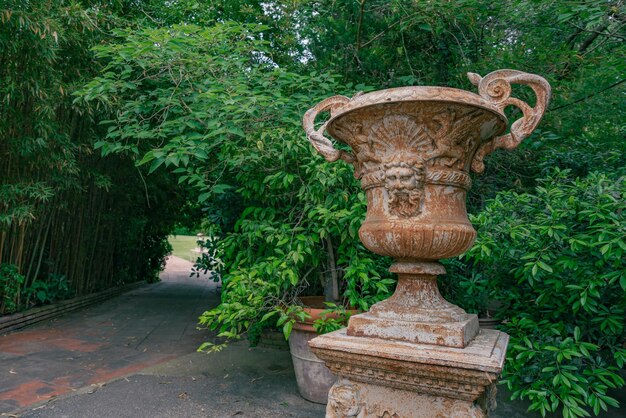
(304, 71), (551, 262)
(325, 88), (507, 260)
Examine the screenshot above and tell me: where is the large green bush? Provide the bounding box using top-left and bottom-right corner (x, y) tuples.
(77, 21), (396, 349)
(454, 169), (626, 417)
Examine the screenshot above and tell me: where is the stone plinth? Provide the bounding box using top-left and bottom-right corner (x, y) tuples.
(310, 329), (508, 418)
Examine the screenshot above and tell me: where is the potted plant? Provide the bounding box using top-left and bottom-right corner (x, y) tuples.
(278, 296), (358, 404)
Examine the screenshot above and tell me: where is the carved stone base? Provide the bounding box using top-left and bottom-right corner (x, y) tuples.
(309, 328), (508, 418)
(326, 378), (496, 418)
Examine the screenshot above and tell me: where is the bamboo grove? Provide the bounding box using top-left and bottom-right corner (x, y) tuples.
(0, 2), (184, 314)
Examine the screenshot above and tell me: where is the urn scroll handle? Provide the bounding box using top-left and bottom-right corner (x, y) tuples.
(303, 95), (356, 163)
(468, 69), (551, 173)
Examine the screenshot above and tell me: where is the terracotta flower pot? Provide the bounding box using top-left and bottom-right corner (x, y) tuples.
(289, 296), (358, 404)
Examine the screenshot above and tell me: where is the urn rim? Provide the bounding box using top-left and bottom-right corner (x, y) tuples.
(326, 86), (508, 136)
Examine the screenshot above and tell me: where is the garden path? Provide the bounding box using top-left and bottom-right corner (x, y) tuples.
(0, 257), (324, 418)
(0, 256), (216, 414)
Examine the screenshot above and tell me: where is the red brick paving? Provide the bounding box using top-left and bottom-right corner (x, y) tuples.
(0, 328), (105, 355)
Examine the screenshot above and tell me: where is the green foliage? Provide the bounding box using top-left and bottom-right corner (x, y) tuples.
(312, 303), (355, 335)
(0, 264), (24, 314)
(0, 1), (185, 314)
(0, 183), (53, 227)
(79, 20), (394, 347)
(141, 232), (173, 284)
(25, 274), (74, 306)
(456, 169), (626, 417)
(192, 74), (395, 342)
(440, 259), (492, 316)
(192, 235), (224, 282)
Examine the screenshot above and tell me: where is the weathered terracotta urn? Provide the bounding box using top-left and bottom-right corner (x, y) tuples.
(303, 70), (550, 417)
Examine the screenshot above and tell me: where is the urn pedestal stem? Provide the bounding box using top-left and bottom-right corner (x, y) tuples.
(347, 262), (479, 348)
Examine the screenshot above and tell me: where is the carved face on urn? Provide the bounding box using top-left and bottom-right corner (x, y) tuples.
(383, 157), (425, 218)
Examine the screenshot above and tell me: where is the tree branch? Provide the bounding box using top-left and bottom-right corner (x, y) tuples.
(355, 0), (366, 52)
(361, 11), (421, 49)
(550, 78), (626, 112)
(571, 23), (626, 42)
(577, 22), (609, 54)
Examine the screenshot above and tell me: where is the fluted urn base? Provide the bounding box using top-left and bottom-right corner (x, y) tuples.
(346, 261), (479, 348)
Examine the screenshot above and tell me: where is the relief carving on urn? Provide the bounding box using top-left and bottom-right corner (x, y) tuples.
(382, 153), (425, 218)
(303, 69), (551, 349)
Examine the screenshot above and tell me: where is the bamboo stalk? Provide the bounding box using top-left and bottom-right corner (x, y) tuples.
(31, 212), (53, 284)
(25, 215), (44, 283)
(0, 230), (6, 265)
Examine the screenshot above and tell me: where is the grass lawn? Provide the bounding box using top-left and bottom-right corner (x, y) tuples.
(168, 235), (200, 260)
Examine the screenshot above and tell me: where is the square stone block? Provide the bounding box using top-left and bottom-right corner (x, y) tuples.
(347, 311), (479, 348)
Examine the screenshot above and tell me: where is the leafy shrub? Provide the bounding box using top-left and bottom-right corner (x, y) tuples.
(25, 273), (74, 306)
(440, 258), (493, 316)
(140, 232), (173, 284)
(459, 169), (626, 418)
(195, 138), (395, 350)
(192, 235), (224, 282)
(78, 22), (396, 350)
(0, 264), (25, 314)
(312, 303), (356, 335)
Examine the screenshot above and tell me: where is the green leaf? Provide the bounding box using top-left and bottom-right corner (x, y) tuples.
(282, 321), (293, 340)
(418, 23), (432, 31)
(537, 261), (553, 273)
(148, 158), (164, 174)
(261, 311), (277, 322)
(137, 152), (156, 166)
(227, 127), (246, 138)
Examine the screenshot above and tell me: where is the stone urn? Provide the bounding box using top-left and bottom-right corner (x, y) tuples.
(303, 70), (551, 349)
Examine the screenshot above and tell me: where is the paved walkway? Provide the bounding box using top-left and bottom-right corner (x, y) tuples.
(0, 257), (323, 417)
(0, 256), (217, 414)
(0, 257), (623, 417)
